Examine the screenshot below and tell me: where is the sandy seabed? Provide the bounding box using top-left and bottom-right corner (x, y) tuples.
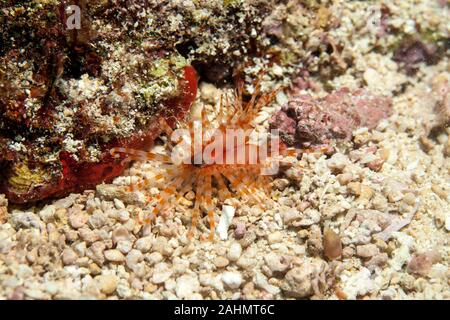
(0, 0), (448, 300)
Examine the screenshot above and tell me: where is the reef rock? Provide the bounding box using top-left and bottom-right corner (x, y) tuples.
(270, 88), (392, 150)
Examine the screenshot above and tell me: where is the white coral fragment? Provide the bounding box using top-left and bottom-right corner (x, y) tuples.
(216, 205), (235, 241)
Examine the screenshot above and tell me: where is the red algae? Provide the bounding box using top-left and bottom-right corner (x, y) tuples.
(1, 66), (198, 204)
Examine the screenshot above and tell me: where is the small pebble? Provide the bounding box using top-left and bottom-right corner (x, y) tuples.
(175, 275), (200, 299)
(337, 173), (353, 185)
(104, 249), (125, 263)
(135, 236), (152, 253)
(213, 256), (229, 268)
(114, 198), (126, 210)
(281, 265), (316, 298)
(68, 209), (88, 229)
(227, 243), (242, 262)
(112, 227), (131, 244)
(96, 275), (118, 295)
(431, 185), (448, 200)
(221, 271), (243, 289)
(327, 153), (349, 172)
(146, 252), (163, 265)
(282, 208), (301, 225)
(116, 240), (133, 254)
(356, 244), (380, 258)
(126, 249), (144, 270)
(239, 230), (256, 248)
(268, 231), (283, 244)
(234, 223), (246, 239)
(38, 205), (56, 223)
(264, 253), (290, 275)
(152, 262), (173, 284)
(347, 182), (361, 196)
(62, 248), (78, 265)
(323, 228), (342, 260)
(403, 193), (416, 206)
(88, 211), (107, 229)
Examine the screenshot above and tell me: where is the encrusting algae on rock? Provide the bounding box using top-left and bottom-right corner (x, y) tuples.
(0, 0), (199, 203)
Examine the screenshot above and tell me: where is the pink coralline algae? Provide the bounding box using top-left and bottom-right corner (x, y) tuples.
(407, 250), (442, 276)
(393, 39), (438, 75)
(269, 88), (392, 150)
